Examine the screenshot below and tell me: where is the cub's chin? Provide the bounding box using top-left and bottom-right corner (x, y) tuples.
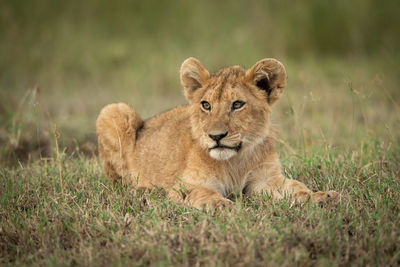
(208, 142), (242, 160)
(209, 148), (237, 161)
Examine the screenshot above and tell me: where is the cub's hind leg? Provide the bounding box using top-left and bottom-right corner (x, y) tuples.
(96, 103), (143, 182)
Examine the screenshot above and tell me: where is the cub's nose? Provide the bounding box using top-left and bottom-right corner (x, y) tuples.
(208, 132), (228, 142)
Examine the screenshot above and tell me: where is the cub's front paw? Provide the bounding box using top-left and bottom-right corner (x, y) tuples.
(293, 191), (312, 203)
(312, 190), (341, 206)
(190, 197), (233, 210)
(205, 198), (234, 209)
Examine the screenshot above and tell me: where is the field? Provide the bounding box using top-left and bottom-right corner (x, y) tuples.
(1, 1), (400, 266)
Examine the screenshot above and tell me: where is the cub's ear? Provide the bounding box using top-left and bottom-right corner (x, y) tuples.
(246, 58), (287, 105)
(180, 57), (210, 102)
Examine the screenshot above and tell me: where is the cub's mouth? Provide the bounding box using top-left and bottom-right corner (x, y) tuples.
(209, 142), (242, 152)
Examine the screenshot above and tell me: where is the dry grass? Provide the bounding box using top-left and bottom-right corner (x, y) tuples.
(1, 141), (399, 266)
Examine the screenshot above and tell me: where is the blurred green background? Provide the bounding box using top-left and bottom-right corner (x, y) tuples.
(0, 0), (399, 165)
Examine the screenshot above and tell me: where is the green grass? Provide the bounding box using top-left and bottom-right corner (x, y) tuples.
(1, 142), (399, 266)
(1, 0), (400, 265)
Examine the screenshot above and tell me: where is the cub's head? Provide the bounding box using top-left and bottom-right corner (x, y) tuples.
(180, 57), (286, 161)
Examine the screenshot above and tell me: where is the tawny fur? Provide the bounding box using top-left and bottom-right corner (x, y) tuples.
(96, 58), (340, 209)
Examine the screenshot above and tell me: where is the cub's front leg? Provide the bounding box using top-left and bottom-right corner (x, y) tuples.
(169, 153), (233, 209)
(185, 186), (232, 209)
(167, 184), (231, 209)
(246, 165), (340, 206)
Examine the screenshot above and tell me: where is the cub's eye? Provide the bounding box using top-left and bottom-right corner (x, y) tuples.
(232, 100), (245, 110)
(201, 101), (211, 111)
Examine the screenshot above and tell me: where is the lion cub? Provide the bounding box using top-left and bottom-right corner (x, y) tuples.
(96, 58), (340, 208)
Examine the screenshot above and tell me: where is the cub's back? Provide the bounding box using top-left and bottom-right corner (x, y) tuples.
(131, 105), (193, 185)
